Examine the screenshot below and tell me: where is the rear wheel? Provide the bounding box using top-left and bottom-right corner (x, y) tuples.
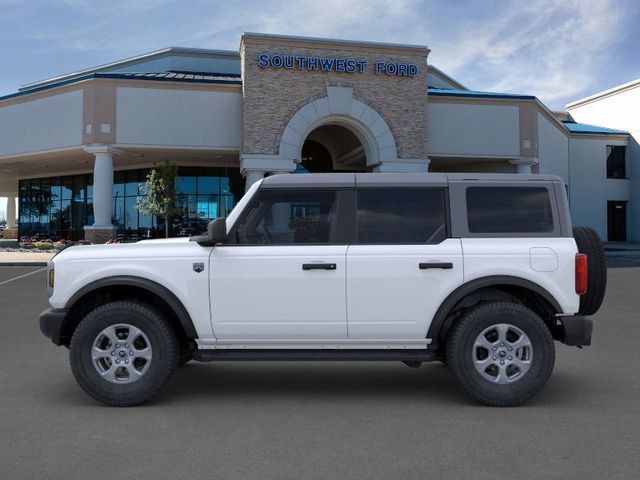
(446, 301), (555, 406)
(70, 301), (178, 407)
(573, 226), (607, 315)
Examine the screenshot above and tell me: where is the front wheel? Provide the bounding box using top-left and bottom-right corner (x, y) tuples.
(70, 301), (179, 407)
(446, 302), (555, 407)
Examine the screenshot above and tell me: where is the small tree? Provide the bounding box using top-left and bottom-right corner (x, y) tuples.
(136, 161), (179, 238)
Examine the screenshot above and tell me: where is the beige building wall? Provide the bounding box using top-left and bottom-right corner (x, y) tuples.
(569, 136), (630, 240)
(116, 87), (242, 149)
(0, 90), (83, 157)
(537, 112), (569, 183)
(567, 83), (640, 240)
(427, 102), (520, 157)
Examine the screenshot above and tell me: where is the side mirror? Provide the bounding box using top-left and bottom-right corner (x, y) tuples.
(207, 217), (227, 244)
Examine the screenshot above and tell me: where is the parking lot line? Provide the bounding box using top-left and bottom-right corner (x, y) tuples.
(0, 267), (46, 287)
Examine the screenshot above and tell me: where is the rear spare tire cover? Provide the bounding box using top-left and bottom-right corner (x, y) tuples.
(573, 226), (607, 315)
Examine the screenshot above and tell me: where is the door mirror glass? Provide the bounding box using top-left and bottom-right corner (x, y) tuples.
(207, 217), (227, 244)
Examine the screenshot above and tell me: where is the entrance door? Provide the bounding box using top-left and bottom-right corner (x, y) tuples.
(210, 188), (348, 339)
(607, 201), (627, 241)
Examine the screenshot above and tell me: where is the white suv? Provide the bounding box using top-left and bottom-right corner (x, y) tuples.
(40, 173), (606, 407)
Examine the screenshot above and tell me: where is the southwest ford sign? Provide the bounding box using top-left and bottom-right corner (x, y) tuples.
(257, 54), (418, 77)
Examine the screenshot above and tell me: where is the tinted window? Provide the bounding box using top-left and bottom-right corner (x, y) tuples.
(356, 188), (447, 244)
(606, 145), (626, 179)
(466, 187), (553, 233)
(236, 190), (337, 244)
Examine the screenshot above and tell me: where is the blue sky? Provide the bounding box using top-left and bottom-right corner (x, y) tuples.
(0, 0), (639, 219)
(1, 0), (639, 108)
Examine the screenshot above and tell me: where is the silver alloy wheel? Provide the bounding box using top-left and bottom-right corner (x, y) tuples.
(91, 324), (153, 384)
(472, 323), (533, 384)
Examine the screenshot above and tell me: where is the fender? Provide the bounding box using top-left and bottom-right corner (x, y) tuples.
(65, 275), (198, 339)
(427, 275), (562, 344)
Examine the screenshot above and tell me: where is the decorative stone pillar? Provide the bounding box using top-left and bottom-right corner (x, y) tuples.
(83, 145), (119, 243)
(510, 157), (539, 174)
(2, 195), (18, 239)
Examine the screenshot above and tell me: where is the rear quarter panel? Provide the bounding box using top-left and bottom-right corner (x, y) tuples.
(462, 238), (580, 314)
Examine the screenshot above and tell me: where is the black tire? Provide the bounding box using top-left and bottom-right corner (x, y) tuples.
(446, 302), (555, 407)
(573, 226), (607, 315)
(70, 301), (179, 407)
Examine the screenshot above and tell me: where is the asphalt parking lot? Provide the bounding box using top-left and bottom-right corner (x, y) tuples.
(1, 260), (639, 479)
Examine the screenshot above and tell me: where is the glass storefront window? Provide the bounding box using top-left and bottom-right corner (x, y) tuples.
(198, 176), (219, 195)
(125, 171), (140, 196)
(61, 177), (73, 201)
(176, 176), (197, 194)
(18, 166), (241, 241)
(113, 171), (125, 198)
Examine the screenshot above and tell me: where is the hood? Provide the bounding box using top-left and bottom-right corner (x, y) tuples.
(136, 237), (192, 244)
(53, 237), (204, 263)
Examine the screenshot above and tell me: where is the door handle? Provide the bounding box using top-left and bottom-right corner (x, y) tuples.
(419, 262), (453, 270)
(302, 263), (337, 271)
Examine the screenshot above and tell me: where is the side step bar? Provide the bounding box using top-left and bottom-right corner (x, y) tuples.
(192, 349), (436, 362)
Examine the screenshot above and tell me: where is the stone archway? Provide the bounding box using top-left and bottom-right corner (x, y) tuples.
(278, 86), (398, 169)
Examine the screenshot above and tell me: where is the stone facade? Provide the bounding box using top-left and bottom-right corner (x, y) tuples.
(240, 34), (429, 161)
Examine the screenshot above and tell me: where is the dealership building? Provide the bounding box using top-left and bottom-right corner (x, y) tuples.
(0, 33), (636, 243)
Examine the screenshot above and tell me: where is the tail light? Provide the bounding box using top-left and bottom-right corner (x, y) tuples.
(575, 253), (588, 295)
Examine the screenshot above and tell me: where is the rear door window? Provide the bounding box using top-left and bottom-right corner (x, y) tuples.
(466, 187), (554, 233)
(356, 188), (447, 244)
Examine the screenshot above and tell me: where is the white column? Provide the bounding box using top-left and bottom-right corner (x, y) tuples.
(244, 170), (265, 192)
(91, 152), (115, 226)
(6, 195), (16, 229)
(510, 158), (539, 174)
(83, 145), (119, 242)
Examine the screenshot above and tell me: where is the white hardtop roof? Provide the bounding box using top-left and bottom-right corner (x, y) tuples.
(261, 172), (563, 188)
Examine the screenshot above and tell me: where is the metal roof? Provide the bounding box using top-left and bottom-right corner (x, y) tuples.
(19, 47), (240, 92)
(0, 71), (242, 103)
(107, 71), (241, 82)
(562, 121), (629, 135)
(428, 87), (536, 100)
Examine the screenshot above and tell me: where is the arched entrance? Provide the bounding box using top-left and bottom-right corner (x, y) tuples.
(277, 86), (399, 173)
(300, 124), (367, 173)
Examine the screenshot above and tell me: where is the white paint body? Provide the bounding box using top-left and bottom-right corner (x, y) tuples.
(49, 181), (580, 349)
